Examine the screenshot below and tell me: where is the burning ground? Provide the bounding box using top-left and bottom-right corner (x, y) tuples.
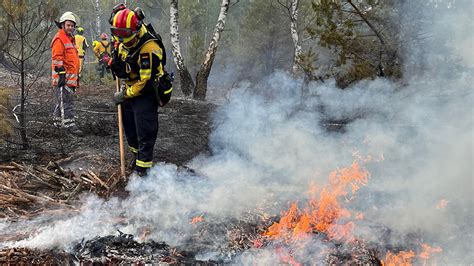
(1, 2), (473, 265)
(1, 66), (471, 264)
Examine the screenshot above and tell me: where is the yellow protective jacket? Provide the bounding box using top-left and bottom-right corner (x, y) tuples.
(51, 29), (79, 87)
(74, 34), (89, 57)
(93, 40), (111, 59)
(116, 27), (165, 98)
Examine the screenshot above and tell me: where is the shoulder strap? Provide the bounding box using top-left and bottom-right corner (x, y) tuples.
(145, 23), (166, 66)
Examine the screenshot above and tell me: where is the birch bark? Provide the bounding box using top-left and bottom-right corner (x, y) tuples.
(194, 0), (230, 100)
(95, 0), (101, 37)
(290, 0), (302, 73)
(170, 0), (194, 96)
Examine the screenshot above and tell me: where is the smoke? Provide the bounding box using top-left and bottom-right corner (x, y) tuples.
(1, 0), (472, 264)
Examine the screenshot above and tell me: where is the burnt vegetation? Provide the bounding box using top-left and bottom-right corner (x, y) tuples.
(0, 0), (464, 264)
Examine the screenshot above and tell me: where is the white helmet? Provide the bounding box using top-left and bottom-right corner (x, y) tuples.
(59, 11), (78, 24)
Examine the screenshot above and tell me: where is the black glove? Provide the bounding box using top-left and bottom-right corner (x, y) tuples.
(110, 59), (128, 79)
(55, 66), (66, 87)
(113, 90), (126, 105)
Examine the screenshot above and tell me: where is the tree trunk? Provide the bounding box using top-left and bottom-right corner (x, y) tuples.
(95, 0), (101, 37)
(193, 0), (230, 101)
(347, 0), (386, 77)
(19, 18), (28, 149)
(290, 0), (302, 74)
(170, 0), (194, 96)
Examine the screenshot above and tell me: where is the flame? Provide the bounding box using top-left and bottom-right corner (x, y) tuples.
(264, 162), (369, 243)
(418, 243), (442, 260)
(382, 250), (416, 266)
(382, 243), (443, 266)
(436, 199), (449, 210)
(261, 160), (443, 265)
(191, 215), (204, 224)
(275, 247), (302, 266)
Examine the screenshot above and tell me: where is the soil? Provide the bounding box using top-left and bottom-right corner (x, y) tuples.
(1, 76), (380, 265)
(0, 80), (216, 170)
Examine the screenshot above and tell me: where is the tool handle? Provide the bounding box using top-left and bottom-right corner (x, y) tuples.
(116, 78), (126, 177)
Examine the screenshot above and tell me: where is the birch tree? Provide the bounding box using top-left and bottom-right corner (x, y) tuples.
(278, 0), (302, 74)
(94, 0), (102, 37)
(193, 0), (231, 100)
(170, 0), (194, 96)
(170, 0), (235, 100)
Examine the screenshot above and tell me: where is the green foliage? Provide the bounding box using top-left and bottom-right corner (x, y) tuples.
(305, 0), (402, 87)
(298, 47), (319, 76)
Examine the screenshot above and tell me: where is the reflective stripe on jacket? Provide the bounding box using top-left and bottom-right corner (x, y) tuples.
(122, 39), (164, 98)
(115, 26), (164, 98)
(51, 29), (79, 87)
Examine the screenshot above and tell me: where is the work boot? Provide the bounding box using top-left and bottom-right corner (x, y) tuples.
(128, 154), (137, 171)
(134, 166), (148, 177)
(52, 117), (62, 128)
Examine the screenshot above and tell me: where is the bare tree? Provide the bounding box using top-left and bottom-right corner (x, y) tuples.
(170, 0), (237, 101)
(193, 0), (231, 100)
(278, 0), (302, 74)
(0, 0), (57, 149)
(170, 0), (194, 96)
(94, 0), (102, 37)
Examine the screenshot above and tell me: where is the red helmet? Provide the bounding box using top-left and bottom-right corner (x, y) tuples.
(110, 8), (141, 43)
(100, 33), (108, 40)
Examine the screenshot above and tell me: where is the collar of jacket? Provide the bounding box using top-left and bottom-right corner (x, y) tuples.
(56, 29), (75, 46)
(127, 32), (156, 59)
(58, 29), (74, 40)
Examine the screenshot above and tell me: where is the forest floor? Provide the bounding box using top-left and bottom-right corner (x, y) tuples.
(0, 74), (227, 263)
(0, 71), (381, 265)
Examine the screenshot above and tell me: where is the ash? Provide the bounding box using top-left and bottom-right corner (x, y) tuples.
(74, 231), (217, 264)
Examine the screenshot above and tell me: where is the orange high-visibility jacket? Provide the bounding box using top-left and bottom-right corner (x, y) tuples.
(51, 29), (79, 87)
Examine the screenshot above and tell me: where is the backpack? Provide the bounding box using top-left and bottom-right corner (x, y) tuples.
(145, 23), (173, 106)
(144, 23), (166, 66)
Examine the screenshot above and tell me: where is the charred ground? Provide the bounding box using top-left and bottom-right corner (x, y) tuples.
(1, 80), (215, 167)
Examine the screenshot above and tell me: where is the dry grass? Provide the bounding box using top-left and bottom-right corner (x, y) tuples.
(0, 88), (13, 141)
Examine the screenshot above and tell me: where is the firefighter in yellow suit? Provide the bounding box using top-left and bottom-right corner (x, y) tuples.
(93, 33), (112, 78)
(109, 5), (172, 176)
(74, 27), (89, 77)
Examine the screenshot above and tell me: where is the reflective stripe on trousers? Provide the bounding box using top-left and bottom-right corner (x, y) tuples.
(122, 92), (159, 169)
(53, 86), (76, 126)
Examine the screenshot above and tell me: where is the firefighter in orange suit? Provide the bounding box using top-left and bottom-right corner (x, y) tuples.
(51, 11), (83, 136)
(109, 5), (172, 176)
(74, 27), (89, 77)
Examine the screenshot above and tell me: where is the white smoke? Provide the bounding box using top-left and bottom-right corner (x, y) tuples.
(1, 1), (472, 264)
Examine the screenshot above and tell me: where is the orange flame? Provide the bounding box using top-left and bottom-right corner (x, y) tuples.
(275, 247), (302, 266)
(436, 199), (449, 210)
(261, 160), (443, 265)
(382, 250), (416, 266)
(191, 215), (204, 224)
(382, 243), (443, 266)
(418, 243), (442, 260)
(264, 162), (369, 243)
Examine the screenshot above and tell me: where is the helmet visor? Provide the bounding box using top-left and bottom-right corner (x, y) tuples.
(111, 27), (137, 38)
